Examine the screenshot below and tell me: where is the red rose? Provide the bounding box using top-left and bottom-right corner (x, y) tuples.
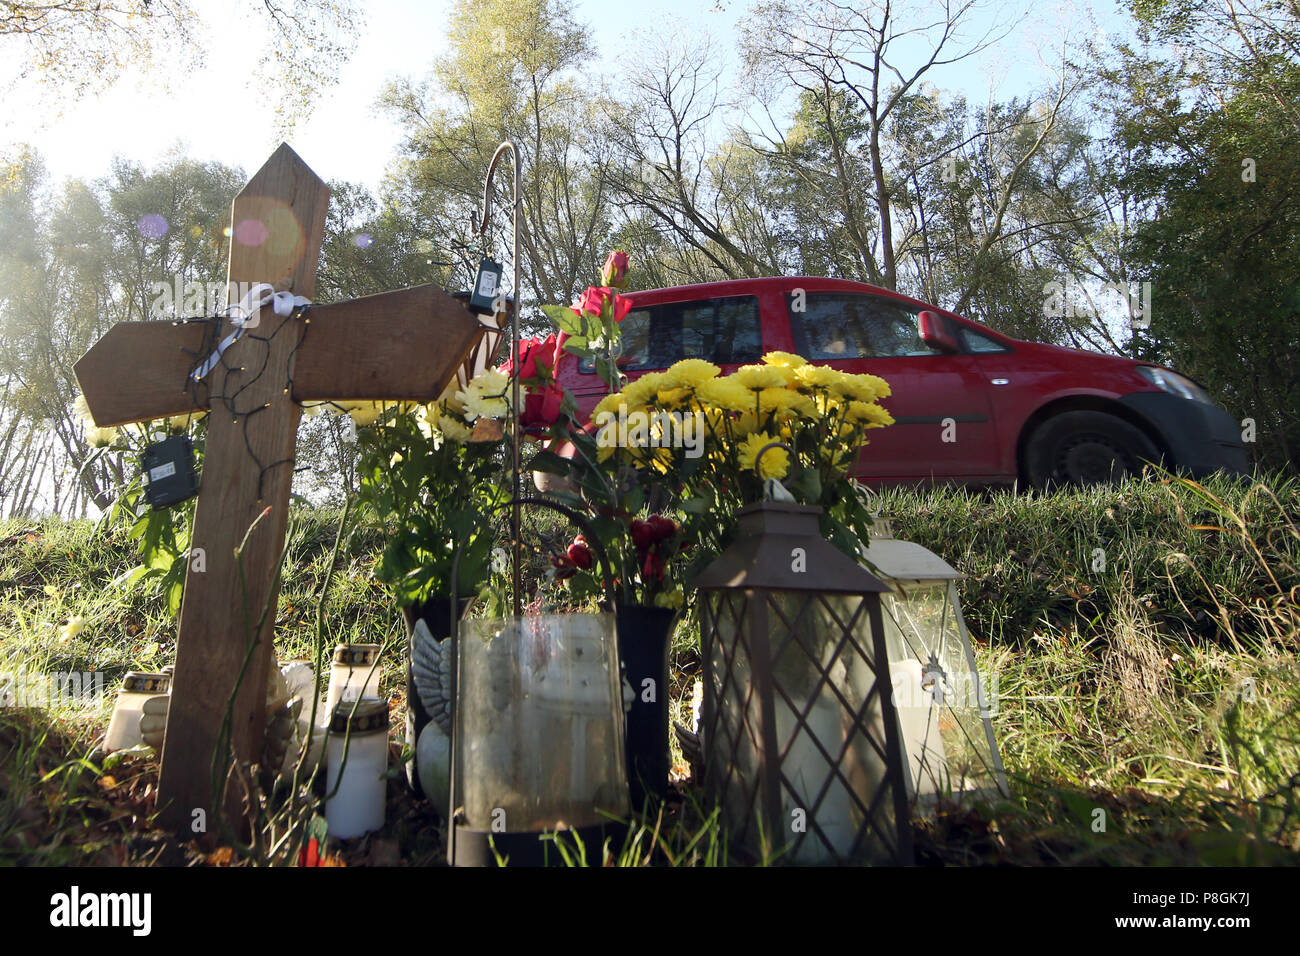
(601, 251), (630, 289)
(642, 550), (664, 583)
(567, 540), (594, 570)
(570, 286), (632, 325)
(612, 290), (631, 323)
(630, 519), (656, 550)
(520, 381), (564, 432)
(551, 553), (577, 580)
(500, 334), (557, 381)
(647, 514), (677, 542)
(575, 286), (607, 318)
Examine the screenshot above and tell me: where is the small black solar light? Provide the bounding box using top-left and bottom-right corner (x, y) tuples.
(141, 435), (199, 509)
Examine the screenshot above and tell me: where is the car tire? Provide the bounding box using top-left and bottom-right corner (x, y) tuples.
(1024, 411), (1162, 489)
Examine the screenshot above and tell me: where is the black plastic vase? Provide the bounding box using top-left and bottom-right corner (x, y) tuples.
(616, 605), (677, 812)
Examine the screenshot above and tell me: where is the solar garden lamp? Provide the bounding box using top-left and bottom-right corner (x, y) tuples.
(692, 500), (914, 865)
(858, 523), (1009, 808)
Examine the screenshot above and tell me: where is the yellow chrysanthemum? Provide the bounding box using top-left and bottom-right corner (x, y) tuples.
(757, 388), (815, 418)
(342, 401), (386, 427)
(847, 401), (895, 428)
(695, 377), (754, 412)
(653, 589), (685, 610)
(761, 350), (807, 369)
(737, 432), (790, 479)
(86, 424), (120, 447)
(732, 411), (762, 436)
(592, 392), (627, 418)
(792, 364), (846, 392)
(456, 369), (511, 421)
(628, 444), (674, 474)
(620, 372), (668, 408)
(58, 615), (86, 643)
(663, 358), (720, 389)
(733, 363), (793, 390)
(819, 443), (856, 469)
(165, 411), (207, 432)
(656, 386), (692, 409)
(438, 378), (468, 416)
(72, 393), (118, 446)
(439, 416), (473, 443)
(834, 373), (891, 403)
(72, 393), (94, 427)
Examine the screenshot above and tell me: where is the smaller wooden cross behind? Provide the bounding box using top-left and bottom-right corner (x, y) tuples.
(75, 144), (493, 833)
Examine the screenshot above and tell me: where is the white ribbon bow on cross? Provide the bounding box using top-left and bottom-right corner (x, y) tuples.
(190, 284), (312, 382)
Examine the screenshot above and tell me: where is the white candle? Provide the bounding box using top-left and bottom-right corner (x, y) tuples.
(325, 643), (383, 718)
(104, 671), (171, 752)
(325, 697), (389, 839)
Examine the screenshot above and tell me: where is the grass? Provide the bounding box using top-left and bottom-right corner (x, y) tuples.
(1, 471), (1297, 865)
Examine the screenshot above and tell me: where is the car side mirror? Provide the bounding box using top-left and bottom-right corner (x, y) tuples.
(919, 310), (960, 354)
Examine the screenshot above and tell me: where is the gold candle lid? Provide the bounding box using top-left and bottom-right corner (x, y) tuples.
(121, 671), (171, 695)
(332, 643), (381, 668)
(330, 697), (389, 735)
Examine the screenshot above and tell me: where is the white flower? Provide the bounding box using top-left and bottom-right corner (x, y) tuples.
(58, 616), (86, 643)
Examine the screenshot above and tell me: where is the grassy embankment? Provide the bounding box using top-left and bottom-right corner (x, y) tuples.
(1, 473), (1297, 865)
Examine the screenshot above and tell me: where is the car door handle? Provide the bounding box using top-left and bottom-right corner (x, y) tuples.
(991, 378), (1010, 385)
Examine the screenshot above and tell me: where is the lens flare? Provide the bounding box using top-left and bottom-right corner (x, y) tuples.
(234, 218), (269, 247)
(137, 214), (169, 239)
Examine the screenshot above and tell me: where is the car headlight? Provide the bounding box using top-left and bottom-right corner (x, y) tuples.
(1137, 366), (1213, 404)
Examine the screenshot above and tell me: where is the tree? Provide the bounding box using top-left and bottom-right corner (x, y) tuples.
(1100, 1), (1300, 469)
(0, 148), (247, 515)
(379, 0), (610, 314)
(1, 0), (363, 131)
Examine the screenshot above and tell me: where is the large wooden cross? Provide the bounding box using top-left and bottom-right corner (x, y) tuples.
(75, 144), (497, 833)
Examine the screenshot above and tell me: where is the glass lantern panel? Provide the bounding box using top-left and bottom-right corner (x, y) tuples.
(455, 614), (629, 832)
(704, 591), (763, 846)
(880, 585), (1003, 802)
(769, 591), (897, 864)
(704, 589), (901, 864)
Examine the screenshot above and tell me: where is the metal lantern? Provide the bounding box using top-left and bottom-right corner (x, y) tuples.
(860, 520), (1009, 807)
(693, 501), (913, 865)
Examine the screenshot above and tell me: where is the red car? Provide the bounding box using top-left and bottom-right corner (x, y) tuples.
(554, 276), (1249, 487)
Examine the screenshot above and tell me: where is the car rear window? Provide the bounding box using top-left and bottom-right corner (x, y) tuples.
(580, 295), (762, 372)
(788, 292), (942, 359)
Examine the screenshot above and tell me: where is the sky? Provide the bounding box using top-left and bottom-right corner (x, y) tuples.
(0, 0), (1134, 196)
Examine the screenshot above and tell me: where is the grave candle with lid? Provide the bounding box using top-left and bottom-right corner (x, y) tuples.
(325, 697), (389, 839)
(325, 643), (383, 718)
(105, 671), (171, 752)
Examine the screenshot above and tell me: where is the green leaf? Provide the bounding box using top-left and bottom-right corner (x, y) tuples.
(528, 449), (574, 476)
(541, 303), (589, 337)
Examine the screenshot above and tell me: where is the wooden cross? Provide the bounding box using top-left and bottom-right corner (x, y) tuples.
(75, 144), (496, 833)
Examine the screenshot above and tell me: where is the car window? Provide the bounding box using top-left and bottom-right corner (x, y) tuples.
(957, 325), (1011, 353)
(580, 296), (761, 372)
(788, 292), (942, 359)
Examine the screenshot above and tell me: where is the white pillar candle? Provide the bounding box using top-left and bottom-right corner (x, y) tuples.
(325, 644), (383, 718)
(889, 658), (948, 797)
(104, 671), (171, 752)
(325, 697), (389, 839)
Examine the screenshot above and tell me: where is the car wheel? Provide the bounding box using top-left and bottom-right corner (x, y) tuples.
(1024, 411), (1162, 489)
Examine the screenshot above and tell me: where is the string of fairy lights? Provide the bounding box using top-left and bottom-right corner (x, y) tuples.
(175, 302), (317, 506)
